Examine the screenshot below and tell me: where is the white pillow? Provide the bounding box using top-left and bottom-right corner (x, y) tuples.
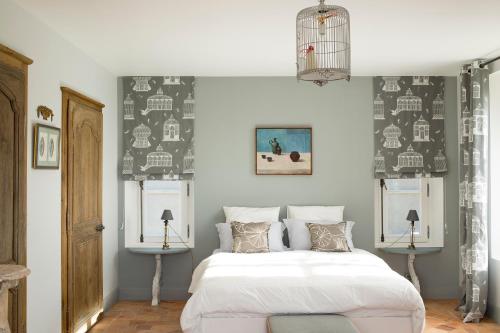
(223, 206), (280, 223)
(286, 206), (344, 221)
(216, 222), (285, 252)
(284, 219), (355, 251)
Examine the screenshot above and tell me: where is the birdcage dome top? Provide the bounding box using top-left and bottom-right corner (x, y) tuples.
(400, 145), (422, 157)
(399, 88), (421, 101)
(296, 2), (348, 20)
(149, 87), (171, 100)
(435, 150), (446, 159)
(414, 115), (429, 126)
(124, 94), (134, 104)
(165, 114), (179, 124)
(434, 94), (443, 102)
(124, 150), (133, 160)
(151, 145), (171, 157)
(473, 103), (485, 115)
(134, 123), (151, 135)
(383, 123), (401, 137)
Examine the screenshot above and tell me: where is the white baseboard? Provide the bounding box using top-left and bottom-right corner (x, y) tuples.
(104, 288), (119, 310)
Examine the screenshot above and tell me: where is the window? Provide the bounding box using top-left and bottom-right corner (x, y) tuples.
(374, 178), (444, 248)
(124, 180), (194, 248)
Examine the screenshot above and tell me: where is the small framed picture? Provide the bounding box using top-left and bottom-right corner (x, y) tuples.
(33, 124), (60, 169)
(256, 127), (312, 175)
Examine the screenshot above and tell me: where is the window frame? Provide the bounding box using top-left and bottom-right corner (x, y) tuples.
(124, 180), (194, 249)
(374, 177), (444, 248)
(382, 178), (428, 243)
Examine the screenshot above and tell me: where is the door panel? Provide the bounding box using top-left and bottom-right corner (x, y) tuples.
(0, 86), (18, 333)
(73, 235), (100, 326)
(62, 90), (103, 333)
(0, 44), (30, 333)
(0, 92), (15, 265)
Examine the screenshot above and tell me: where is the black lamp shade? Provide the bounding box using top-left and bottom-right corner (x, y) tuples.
(406, 209), (419, 222)
(161, 209), (173, 221)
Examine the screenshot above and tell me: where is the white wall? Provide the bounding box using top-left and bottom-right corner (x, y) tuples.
(489, 64), (500, 323)
(0, 0), (119, 332)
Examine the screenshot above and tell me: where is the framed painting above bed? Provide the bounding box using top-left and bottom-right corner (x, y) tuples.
(255, 127), (312, 175)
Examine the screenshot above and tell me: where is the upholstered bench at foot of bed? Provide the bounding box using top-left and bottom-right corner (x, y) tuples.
(267, 315), (360, 333)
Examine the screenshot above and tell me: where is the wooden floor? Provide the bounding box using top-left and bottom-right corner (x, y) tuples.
(89, 300), (500, 333)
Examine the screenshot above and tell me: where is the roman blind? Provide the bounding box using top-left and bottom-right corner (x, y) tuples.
(373, 76), (447, 178)
(121, 76), (195, 180)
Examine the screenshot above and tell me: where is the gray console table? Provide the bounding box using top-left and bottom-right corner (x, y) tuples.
(128, 247), (189, 306)
(381, 247), (441, 294)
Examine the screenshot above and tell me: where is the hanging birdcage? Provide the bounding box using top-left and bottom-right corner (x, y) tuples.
(296, 0), (351, 86)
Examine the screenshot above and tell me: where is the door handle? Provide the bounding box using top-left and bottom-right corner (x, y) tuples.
(96, 224), (105, 232)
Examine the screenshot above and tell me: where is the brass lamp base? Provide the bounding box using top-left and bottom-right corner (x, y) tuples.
(408, 220), (416, 250)
(162, 221), (169, 250)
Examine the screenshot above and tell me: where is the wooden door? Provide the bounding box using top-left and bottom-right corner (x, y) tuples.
(61, 87), (104, 333)
(0, 44), (31, 333)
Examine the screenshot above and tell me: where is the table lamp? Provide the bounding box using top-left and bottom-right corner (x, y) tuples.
(161, 209), (173, 249)
(406, 209), (419, 250)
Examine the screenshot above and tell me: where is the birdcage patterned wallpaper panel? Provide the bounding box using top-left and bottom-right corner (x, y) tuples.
(122, 76), (195, 180)
(373, 76), (447, 178)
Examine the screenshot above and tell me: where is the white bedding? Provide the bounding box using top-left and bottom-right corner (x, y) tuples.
(181, 249), (425, 333)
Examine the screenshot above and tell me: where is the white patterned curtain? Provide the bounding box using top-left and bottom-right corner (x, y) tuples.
(458, 62), (489, 322)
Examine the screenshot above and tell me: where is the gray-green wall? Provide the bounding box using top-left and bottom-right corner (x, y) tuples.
(118, 76), (459, 300)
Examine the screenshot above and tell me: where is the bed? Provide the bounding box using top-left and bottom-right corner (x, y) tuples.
(180, 249), (425, 333)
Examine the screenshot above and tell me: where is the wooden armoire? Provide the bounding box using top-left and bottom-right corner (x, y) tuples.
(0, 44), (32, 333)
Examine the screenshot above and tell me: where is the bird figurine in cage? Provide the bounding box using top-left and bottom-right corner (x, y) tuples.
(305, 45), (316, 71)
(317, 10), (337, 36)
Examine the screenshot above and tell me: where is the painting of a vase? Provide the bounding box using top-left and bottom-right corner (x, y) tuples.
(255, 127), (312, 175)
(290, 151), (300, 162)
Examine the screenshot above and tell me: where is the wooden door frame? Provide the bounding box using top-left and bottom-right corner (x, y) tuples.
(0, 44), (32, 333)
(61, 87), (104, 333)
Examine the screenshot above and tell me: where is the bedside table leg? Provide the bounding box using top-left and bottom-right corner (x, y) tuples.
(152, 254), (162, 306)
(408, 253), (421, 294)
(0, 280), (19, 333)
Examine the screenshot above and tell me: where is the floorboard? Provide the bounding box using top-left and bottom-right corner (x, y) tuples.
(88, 299), (500, 333)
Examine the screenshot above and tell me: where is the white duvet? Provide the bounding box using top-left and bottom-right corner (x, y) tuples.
(181, 249), (425, 333)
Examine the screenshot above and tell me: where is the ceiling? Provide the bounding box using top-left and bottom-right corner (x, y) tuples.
(14, 0), (500, 76)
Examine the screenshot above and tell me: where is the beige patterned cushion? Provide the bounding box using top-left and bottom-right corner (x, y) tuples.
(231, 222), (271, 253)
(307, 222), (351, 252)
